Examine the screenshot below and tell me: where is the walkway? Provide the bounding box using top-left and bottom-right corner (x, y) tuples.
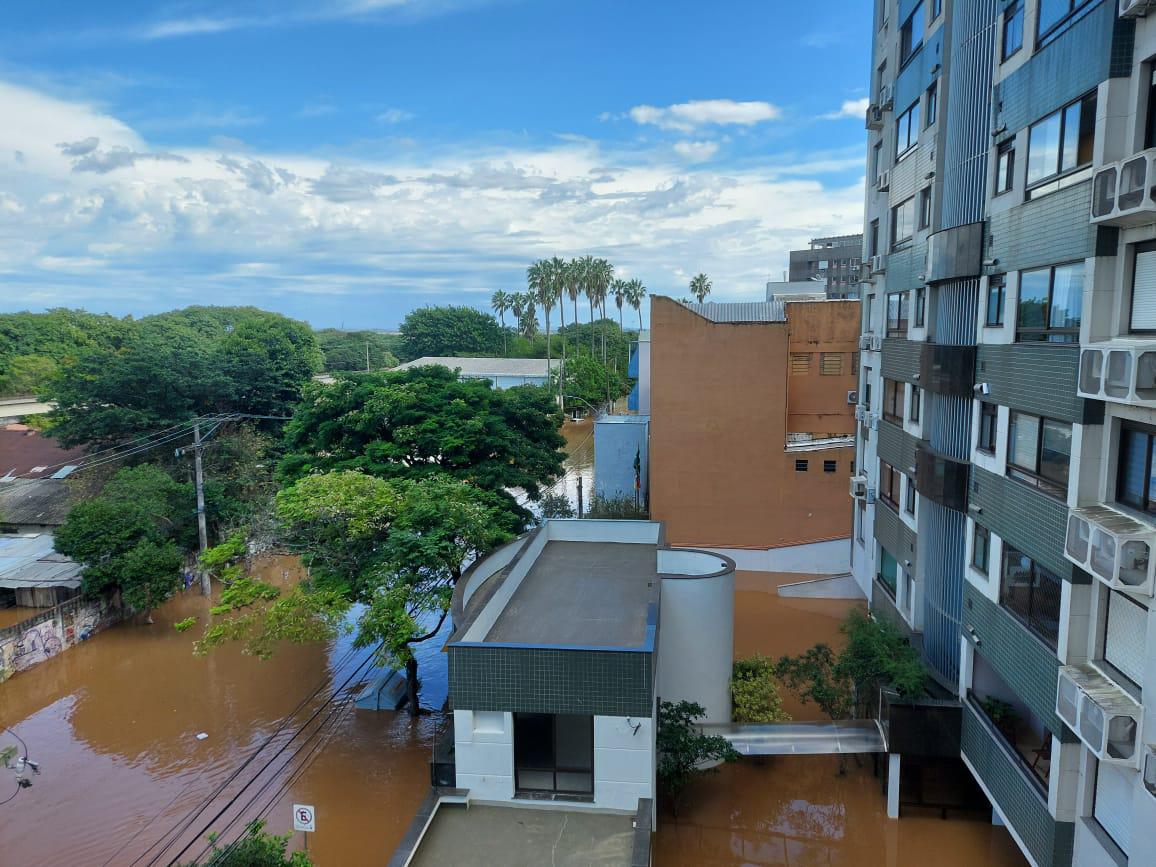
(703, 719), (886, 755)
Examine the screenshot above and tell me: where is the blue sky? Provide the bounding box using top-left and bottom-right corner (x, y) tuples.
(0, 0), (871, 328)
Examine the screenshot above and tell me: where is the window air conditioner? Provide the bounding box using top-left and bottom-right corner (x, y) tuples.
(850, 475), (868, 499)
(1057, 665), (1143, 767)
(1120, 0), (1156, 18)
(877, 170), (891, 191)
(846, 389), (859, 405)
(878, 83), (894, 109)
(870, 335), (884, 352)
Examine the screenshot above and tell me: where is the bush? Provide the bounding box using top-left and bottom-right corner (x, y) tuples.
(657, 700), (738, 816)
(731, 655), (790, 723)
(179, 820), (312, 866)
(585, 494), (647, 519)
(538, 491), (575, 519)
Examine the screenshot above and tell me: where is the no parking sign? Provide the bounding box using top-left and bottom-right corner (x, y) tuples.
(293, 804), (316, 833)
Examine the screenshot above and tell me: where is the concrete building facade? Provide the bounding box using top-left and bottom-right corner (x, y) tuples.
(787, 234), (865, 299)
(649, 296), (859, 552)
(855, 2), (1156, 865)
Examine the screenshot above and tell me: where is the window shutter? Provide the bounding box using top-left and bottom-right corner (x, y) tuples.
(1094, 761), (1133, 855)
(1131, 247), (1156, 331)
(1105, 592), (1148, 687)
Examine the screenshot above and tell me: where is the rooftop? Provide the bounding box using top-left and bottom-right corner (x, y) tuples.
(0, 479), (74, 527)
(0, 428), (85, 480)
(392, 356), (558, 378)
(679, 300), (787, 323)
(485, 541), (656, 647)
(0, 533), (81, 590)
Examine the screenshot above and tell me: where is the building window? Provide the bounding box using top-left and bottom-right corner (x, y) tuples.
(795, 459), (809, 472)
(824, 459), (837, 473)
(1130, 241), (1156, 332)
(1002, 1), (1023, 61)
(913, 287), (926, 327)
(891, 197), (915, 249)
(857, 499), (866, 544)
(896, 101), (921, 158)
(905, 476), (916, 514)
(985, 274), (1006, 326)
(994, 140), (1015, 194)
(917, 187), (932, 232)
(880, 460), (901, 509)
(790, 353), (812, 375)
(1038, 0), (1093, 42)
(863, 367), (873, 409)
(1008, 411), (1071, 497)
(886, 291), (910, 337)
(973, 524), (990, 574)
(1094, 760), (1134, 857)
(978, 402), (998, 453)
(1026, 92), (1096, 192)
(879, 549), (899, 599)
(909, 386), (921, 423)
(1000, 546), (1063, 650)
(900, 2), (925, 66)
(1146, 66), (1156, 150)
(872, 140), (884, 178)
(925, 82), (937, 128)
(819, 353), (844, 375)
(1116, 423), (1156, 514)
(1102, 591), (1148, 689)
(931, 0), (943, 18)
(1016, 261), (1084, 344)
(869, 220), (880, 257)
(883, 378), (903, 423)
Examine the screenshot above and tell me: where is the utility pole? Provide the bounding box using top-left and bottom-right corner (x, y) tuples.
(193, 420), (210, 596)
(366, 341), (371, 372)
(577, 475), (584, 519)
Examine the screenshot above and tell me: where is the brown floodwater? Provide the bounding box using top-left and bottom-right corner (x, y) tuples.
(653, 571), (1027, 866)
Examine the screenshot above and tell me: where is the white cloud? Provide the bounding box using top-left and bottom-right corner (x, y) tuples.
(0, 78), (863, 321)
(627, 99), (781, 132)
(822, 98), (870, 120)
(672, 141), (719, 163)
(375, 108), (414, 124)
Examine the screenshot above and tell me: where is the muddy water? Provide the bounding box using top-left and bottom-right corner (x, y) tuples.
(0, 556), (447, 866)
(554, 416), (595, 511)
(653, 570), (1027, 866)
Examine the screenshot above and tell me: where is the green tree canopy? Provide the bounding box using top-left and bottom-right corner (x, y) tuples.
(55, 465), (194, 618)
(0, 309), (135, 398)
(278, 365), (565, 518)
(314, 328), (400, 372)
(398, 305), (503, 360)
(554, 352), (629, 410)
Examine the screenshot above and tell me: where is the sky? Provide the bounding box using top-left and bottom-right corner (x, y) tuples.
(0, 0), (872, 329)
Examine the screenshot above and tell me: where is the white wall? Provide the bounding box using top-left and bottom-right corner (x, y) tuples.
(453, 710), (514, 801)
(702, 538), (851, 575)
(593, 715), (654, 812)
(637, 340), (652, 415)
(657, 570), (734, 724)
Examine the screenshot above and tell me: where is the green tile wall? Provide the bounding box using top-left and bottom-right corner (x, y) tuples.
(873, 503), (917, 567)
(881, 338), (921, 385)
(987, 182), (1095, 276)
(962, 702), (1075, 867)
(448, 646), (653, 717)
(878, 419), (919, 475)
(975, 344), (1097, 424)
(886, 238), (928, 294)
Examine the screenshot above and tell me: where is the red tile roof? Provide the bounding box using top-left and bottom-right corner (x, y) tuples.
(0, 428), (86, 480)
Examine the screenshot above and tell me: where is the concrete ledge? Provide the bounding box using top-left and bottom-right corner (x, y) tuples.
(777, 573), (864, 599)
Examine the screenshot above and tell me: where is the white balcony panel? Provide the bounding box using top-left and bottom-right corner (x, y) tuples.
(1077, 343), (1156, 407)
(1064, 504), (1156, 596)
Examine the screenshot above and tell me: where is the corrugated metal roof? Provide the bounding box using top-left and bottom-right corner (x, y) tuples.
(0, 533), (81, 589)
(0, 479), (73, 526)
(393, 357), (558, 378)
(680, 300), (787, 323)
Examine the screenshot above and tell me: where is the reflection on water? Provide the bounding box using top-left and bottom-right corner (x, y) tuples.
(653, 570), (1027, 867)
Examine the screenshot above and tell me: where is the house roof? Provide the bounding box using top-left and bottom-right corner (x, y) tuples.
(0, 428), (85, 480)
(0, 533), (81, 590)
(392, 357), (558, 378)
(0, 479), (74, 527)
(679, 300), (787, 323)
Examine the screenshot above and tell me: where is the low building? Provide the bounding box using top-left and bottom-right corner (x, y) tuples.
(647, 296), (859, 570)
(592, 415), (648, 506)
(394, 519), (732, 864)
(391, 357), (557, 390)
(0, 533), (81, 608)
(0, 398), (54, 425)
(0, 427), (82, 534)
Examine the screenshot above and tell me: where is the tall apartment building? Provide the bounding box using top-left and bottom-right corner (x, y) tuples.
(787, 234), (865, 299)
(854, 2), (1156, 865)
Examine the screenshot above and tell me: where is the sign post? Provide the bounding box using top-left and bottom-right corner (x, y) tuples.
(293, 804), (316, 853)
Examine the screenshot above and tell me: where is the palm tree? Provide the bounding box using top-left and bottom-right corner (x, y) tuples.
(625, 278), (647, 333)
(519, 292), (539, 338)
(690, 272), (712, 304)
(491, 289), (512, 355)
(589, 258), (614, 362)
(565, 259), (584, 353)
(527, 259), (557, 370)
(612, 279), (627, 330)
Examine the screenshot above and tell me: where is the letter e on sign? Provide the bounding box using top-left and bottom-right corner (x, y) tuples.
(293, 804), (316, 833)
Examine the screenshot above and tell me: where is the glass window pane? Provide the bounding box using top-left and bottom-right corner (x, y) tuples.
(1040, 420), (1071, 486)
(1049, 262), (1084, 331)
(1028, 112), (1062, 185)
(1061, 103), (1081, 173)
(1118, 428), (1148, 509)
(1078, 94), (1097, 167)
(1009, 412), (1040, 471)
(1018, 269), (1051, 330)
(1038, 0), (1068, 36)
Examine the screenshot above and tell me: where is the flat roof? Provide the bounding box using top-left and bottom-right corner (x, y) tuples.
(407, 803), (636, 867)
(0, 534), (81, 589)
(484, 541), (656, 647)
(393, 356), (557, 378)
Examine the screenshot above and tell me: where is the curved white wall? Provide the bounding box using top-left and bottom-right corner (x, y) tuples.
(657, 566), (734, 725)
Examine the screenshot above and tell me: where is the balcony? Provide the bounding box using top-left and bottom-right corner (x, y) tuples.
(919, 343), (976, 396)
(1078, 342), (1156, 407)
(1056, 664), (1143, 768)
(915, 444), (969, 512)
(1064, 503), (1156, 596)
(1090, 148), (1156, 226)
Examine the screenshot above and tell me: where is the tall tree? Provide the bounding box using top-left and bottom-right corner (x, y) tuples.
(490, 290), (513, 355)
(690, 273), (712, 304)
(612, 279), (627, 330)
(625, 278), (648, 332)
(564, 259), (584, 351)
(314, 329), (399, 372)
(398, 306), (503, 360)
(527, 259), (557, 374)
(588, 258), (614, 360)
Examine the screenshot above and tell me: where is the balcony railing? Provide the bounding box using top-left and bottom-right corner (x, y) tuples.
(1091, 148), (1156, 226)
(1065, 503), (1156, 596)
(1078, 342), (1156, 407)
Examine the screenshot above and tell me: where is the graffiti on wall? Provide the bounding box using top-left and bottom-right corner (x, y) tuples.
(12, 621), (64, 672)
(0, 599), (119, 681)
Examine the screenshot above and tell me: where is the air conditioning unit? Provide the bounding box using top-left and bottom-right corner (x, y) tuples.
(870, 335), (884, 352)
(854, 405), (867, 422)
(876, 170), (891, 191)
(866, 105), (885, 131)
(1065, 505), (1156, 597)
(1057, 666), (1143, 767)
(869, 412), (880, 430)
(858, 334), (872, 351)
(878, 84), (894, 109)
(870, 254), (887, 274)
(850, 474), (868, 499)
(846, 389), (859, 405)
(1121, 0), (1156, 17)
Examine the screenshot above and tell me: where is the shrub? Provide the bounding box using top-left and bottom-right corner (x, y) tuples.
(657, 700), (738, 816)
(585, 494), (647, 519)
(731, 655), (790, 723)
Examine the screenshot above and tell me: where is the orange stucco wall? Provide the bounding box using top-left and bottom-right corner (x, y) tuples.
(785, 300), (861, 436)
(648, 296), (857, 549)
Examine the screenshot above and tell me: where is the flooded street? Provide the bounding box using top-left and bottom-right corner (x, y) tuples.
(1, 434), (1023, 866)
